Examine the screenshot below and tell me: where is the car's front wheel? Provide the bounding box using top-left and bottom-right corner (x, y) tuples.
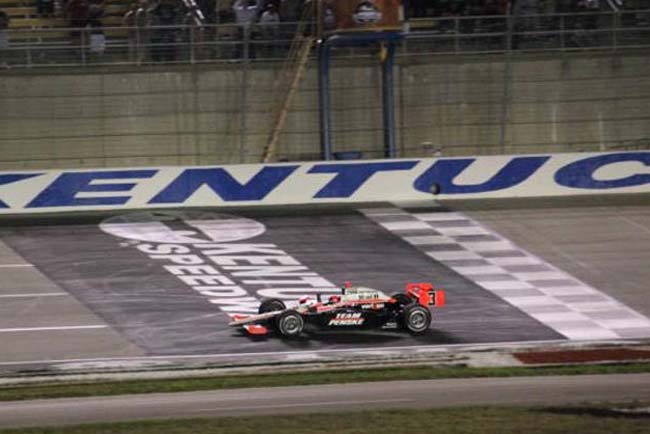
(277, 310), (304, 338)
(258, 298), (286, 315)
(402, 304), (432, 334)
(258, 298), (286, 332)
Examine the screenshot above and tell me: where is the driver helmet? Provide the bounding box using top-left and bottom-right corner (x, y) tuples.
(299, 296), (311, 305)
(328, 295), (341, 304)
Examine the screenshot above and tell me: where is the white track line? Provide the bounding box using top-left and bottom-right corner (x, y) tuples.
(0, 293), (68, 299)
(0, 264), (34, 268)
(0, 325), (108, 333)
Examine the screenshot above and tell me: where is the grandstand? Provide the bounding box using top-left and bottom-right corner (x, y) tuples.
(0, 1), (648, 166)
(1, 0), (128, 41)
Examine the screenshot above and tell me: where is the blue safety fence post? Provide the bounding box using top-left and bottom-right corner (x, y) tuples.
(318, 32), (404, 161)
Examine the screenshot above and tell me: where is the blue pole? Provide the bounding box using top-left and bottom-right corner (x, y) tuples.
(318, 41), (333, 161)
(382, 42), (397, 158)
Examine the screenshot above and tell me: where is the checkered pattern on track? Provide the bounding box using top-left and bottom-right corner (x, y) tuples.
(362, 207), (650, 341)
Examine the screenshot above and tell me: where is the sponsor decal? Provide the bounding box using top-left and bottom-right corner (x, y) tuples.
(382, 321), (398, 329)
(361, 303), (384, 309)
(100, 211), (339, 317)
(0, 152), (648, 214)
(328, 312), (365, 326)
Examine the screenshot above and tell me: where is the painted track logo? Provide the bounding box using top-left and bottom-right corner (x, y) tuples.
(99, 210), (266, 244)
(98, 210), (338, 316)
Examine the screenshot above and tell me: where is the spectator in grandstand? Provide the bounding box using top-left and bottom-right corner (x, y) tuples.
(193, 0), (214, 57)
(88, 19), (106, 55)
(0, 10), (9, 67)
(135, 0), (151, 61)
(88, 0), (106, 26)
(259, 2), (279, 36)
(38, 0), (56, 17)
(66, 0), (90, 26)
(149, 0), (181, 61)
(233, 0), (263, 58)
(66, 0), (90, 42)
(233, 0), (262, 27)
(123, 2), (139, 61)
(259, 1), (280, 56)
(183, 2), (204, 59)
(322, 2), (336, 30)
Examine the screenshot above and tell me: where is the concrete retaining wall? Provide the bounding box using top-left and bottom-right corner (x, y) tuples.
(0, 50), (648, 169)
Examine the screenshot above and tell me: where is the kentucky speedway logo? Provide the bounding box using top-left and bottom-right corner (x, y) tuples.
(100, 211), (338, 317)
(100, 211), (266, 244)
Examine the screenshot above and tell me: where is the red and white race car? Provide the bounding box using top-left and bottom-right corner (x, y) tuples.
(229, 282), (445, 338)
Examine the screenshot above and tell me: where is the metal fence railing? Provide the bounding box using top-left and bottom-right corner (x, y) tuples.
(0, 10), (649, 68)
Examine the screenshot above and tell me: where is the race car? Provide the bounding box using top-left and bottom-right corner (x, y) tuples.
(229, 282), (445, 338)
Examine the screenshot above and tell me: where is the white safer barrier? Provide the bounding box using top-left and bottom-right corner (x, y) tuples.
(0, 151), (648, 215)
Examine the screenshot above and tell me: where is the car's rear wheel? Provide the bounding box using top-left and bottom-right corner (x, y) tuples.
(402, 304), (432, 334)
(391, 293), (412, 308)
(277, 311), (304, 338)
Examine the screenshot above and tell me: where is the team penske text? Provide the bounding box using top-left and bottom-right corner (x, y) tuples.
(328, 313), (365, 326)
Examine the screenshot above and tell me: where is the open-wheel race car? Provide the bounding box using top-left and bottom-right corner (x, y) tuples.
(229, 282), (445, 338)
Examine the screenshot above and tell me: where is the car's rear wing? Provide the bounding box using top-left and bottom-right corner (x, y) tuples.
(406, 282), (445, 307)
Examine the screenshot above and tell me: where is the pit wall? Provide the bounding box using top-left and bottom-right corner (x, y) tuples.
(0, 51), (649, 169)
(0, 151), (648, 215)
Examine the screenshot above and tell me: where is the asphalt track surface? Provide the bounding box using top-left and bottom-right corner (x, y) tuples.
(1, 373), (649, 428)
(0, 197), (648, 367)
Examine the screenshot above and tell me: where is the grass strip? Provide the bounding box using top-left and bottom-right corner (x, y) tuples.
(1, 405), (650, 434)
(1, 362), (649, 402)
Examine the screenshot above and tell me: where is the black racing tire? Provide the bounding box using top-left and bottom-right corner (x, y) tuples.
(258, 298), (286, 315)
(258, 298), (286, 331)
(391, 293), (412, 308)
(277, 310), (304, 338)
(402, 304), (432, 334)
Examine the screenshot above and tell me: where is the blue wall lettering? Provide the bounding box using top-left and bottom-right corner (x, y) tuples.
(150, 166), (299, 203)
(0, 174), (42, 208)
(28, 170), (157, 207)
(309, 161), (418, 198)
(413, 156), (550, 194)
(555, 152), (650, 189)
